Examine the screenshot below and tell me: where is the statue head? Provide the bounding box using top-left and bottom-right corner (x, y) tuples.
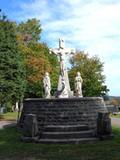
(45, 72), (49, 77)
(77, 71), (81, 77)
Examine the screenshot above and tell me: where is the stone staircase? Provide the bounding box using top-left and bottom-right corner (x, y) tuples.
(38, 124), (97, 143)
(19, 98), (108, 143)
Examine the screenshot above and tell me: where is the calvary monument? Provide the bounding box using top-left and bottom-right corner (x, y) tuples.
(19, 38), (112, 143)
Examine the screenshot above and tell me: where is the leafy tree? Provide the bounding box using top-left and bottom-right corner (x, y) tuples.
(17, 18), (42, 44)
(24, 43), (59, 97)
(16, 19), (59, 98)
(69, 51), (109, 97)
(110, 99), (120, 106)
(0, 12), (26, 107)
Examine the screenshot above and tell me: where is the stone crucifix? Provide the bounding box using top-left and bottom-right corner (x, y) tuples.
(50, 38), (75, 98)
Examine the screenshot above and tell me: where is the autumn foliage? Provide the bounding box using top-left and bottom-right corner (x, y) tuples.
(16, 19), (59, 97)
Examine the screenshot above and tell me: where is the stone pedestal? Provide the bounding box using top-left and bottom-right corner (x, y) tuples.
(19, 97), (111, 143)
(97, 111), (112, 139)
(21, 114), (38, 142)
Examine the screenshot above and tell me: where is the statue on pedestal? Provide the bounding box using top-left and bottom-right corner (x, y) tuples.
(50, 38), (75, 98)
(43, 72), (51, 98)
(75, 72), (83, 97)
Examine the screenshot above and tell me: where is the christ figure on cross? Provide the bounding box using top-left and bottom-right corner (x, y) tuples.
(50, 38), (75, 98)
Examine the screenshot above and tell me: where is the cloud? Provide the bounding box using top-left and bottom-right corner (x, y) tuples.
(6, 0), (120, 96)
(104, 59), (120, 96)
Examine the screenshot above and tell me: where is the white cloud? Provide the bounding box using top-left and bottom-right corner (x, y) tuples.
(104, 59), (120, 96)
(10, 0), (120, 96)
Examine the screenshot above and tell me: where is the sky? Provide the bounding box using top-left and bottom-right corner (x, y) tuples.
(0, 0), (120, 96)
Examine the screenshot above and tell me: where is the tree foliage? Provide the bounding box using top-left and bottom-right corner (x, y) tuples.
(17, 18), (42, 44)
(0, 12), (26, 106)
(69, 51), (109, 97)
(110, 99), (120, 106)
(16, 19), (59, 97)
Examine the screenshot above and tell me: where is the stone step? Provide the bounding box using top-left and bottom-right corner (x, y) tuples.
(38, 122), (87, 126)
(19, 122), (88, 129)
(41, 124), (89, 132)
(38, 137), (98, 144)
(37, 115), (87, 118)
(40, 130), (95, 139)
(37, 118), (87, 121)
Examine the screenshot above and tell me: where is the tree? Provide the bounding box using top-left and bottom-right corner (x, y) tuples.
(110, 99), (120, 106)
(0, 12), (26, 107)
(16, 19), (59, 98)
(17, 18), (42, 44)
(69, 51), (109, 97)
(24, 43), (59, 97)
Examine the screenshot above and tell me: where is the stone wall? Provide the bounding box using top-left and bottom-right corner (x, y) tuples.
(19, 97), (107, 133)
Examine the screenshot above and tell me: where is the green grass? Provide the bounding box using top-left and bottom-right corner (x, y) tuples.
(111, 114), (120, 118)
(0, 112), (18, 121)
(0, 126), (120, 160)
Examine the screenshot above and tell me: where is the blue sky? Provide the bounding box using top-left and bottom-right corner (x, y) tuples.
(1, 0), (120, 96)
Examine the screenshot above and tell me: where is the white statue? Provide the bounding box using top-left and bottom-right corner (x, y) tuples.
(50, 38), (75, 98)
(56, 78), (68, 98)
(75, 72), (83, 97)
(43, 72), (51, 98)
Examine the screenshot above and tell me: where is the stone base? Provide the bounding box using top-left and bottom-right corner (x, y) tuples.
(37, 137), (99, 144)
(98, 134), (114, 140)
(21, 136), (39, 143)
(19, 97), (111, 143)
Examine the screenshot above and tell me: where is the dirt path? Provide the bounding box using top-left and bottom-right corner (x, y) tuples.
(0, 120), (16, 129)
(111, 117), (120, 127)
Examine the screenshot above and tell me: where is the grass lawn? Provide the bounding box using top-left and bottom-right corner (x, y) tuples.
(111, 114), (120, 118)
(0, 125), (120, 160)
(0, 112), (18, 121)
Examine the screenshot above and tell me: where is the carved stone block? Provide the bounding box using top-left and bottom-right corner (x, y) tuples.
(97, 111), (112, 137)
(22, 114), (38, 138)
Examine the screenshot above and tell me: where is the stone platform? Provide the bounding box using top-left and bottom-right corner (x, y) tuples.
(19, 97), (109, 143)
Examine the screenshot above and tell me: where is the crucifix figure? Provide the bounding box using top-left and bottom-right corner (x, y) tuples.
(50, 38), (75, 98)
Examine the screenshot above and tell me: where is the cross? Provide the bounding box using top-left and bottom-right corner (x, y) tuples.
(49, 38), (75, 98)
(50, 38), (75, 61)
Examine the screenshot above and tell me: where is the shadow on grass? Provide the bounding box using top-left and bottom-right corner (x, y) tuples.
(0, 126), (120, 160)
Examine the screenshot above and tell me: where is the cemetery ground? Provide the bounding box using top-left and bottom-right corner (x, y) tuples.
(0, 113), (120, 160)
